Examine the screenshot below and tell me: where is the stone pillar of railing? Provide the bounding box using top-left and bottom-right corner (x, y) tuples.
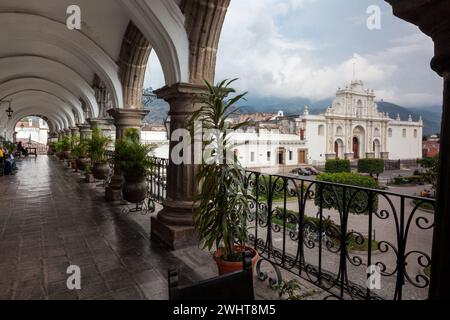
(150, 83), (207, 250)
(105, 109), (148, 201)
(386, 0), (450, 300)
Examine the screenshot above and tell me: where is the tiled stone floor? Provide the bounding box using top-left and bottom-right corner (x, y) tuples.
(0, 156), (293, 300)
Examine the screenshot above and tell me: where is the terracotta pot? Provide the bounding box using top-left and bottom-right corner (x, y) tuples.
(92, 162), (110, 180)
(76, 158), (90, 171)
(213, 246), (259, 275)
(122, 176), (148, 204)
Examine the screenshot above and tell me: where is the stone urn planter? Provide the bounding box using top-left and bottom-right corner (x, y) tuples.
(92, 162), (110, 180)
(213, 246), (259, 276)
(76, 158), (90, 171)
(122, 175), (148, 204)
(64, 151), (72, 160)
(57, 152), (65, 160)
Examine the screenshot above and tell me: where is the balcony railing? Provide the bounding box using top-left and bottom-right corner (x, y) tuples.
(146, 157), (436, 300)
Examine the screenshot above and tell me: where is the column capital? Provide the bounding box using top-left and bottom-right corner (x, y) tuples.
(386, 0), (450, 75)
(87, 118), (114, 129)
(77, 123), (91, 132)
(154, 83), (208, 115)
(107, 108), (148, 127)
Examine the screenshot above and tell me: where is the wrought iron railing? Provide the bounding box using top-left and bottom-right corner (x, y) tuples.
(148, 157), (168, 204)
(145, 157), (436, 300)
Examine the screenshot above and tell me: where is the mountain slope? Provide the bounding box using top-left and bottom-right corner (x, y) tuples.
(143, 94), (442, 136)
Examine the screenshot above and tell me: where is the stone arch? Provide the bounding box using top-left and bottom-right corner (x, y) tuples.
(0, 12), (124, 109)
(353, 125), (366, 159)
(118, 0), (190, 85)
(334, 139), (344, 159)
(0, 80), (85, 124)
(180, 0), (231, 84)
(118, 22), (152, 109)
(373, 139), (381, 158)
(0, 56), (99, 118)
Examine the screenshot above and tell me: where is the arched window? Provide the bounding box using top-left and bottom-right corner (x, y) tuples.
(318, 125), (325, 136)
(402, 129), (407, 138)
(374, 127), (380, 137)
(356, 100), (363, 117)
(336, 126), (343, 136)
(414, 129), (418, 138)
(388, 128), (393, 138)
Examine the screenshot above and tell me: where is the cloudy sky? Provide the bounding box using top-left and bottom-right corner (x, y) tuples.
(145, 0), (443, 108)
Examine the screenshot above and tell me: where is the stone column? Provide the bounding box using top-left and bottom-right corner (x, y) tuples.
(105, 109), (148, 202)
(70, 127), (79, 139)
(78, 124), (92, 141)
(12, 132), (17, 143)
(107, 109), (148, 140)
(386, 0), (450, 300)
(150, 83), (207, 250)
(87, 118), (114, 137)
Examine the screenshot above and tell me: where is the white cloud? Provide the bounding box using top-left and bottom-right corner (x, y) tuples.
(215, 0), (441, 107)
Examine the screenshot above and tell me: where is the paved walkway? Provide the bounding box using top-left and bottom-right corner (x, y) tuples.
(0, 156), (282, 300)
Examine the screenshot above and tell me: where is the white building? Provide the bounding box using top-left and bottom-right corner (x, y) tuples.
(15, 117), (49, 145)
(297, 80), (423, 164)
(141, 80), (423, 170)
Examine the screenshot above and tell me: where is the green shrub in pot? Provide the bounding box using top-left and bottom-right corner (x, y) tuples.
(114, 128), (155, 203)
(188, 79), (258, 275)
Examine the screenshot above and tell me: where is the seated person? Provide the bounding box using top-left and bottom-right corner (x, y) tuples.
(2, 148), (17, 175)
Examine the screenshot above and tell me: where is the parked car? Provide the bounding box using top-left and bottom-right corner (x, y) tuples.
(291, 167), (311, 176)
(304, 166), (320, 175)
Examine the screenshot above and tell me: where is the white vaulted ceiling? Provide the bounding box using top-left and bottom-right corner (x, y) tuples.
(0, 0), (189, 138)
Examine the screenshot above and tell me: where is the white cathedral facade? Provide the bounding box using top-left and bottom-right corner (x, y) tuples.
(297, 80), (423, 163)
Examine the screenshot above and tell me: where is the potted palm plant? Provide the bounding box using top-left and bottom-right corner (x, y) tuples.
(114, 128), (155, 203)
(68, 135), (80, 170)
(88, 127), (111, 180)
(60, 136), (71, 160)
(189, 79), (258, 275)
(73, 141), (90, 171)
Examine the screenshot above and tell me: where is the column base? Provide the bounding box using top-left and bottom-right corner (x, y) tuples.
(344, 153), (354, 160)
(325, 154), (337, 160)
(151, 216), (197, 250)
(366, 152), (375, 159)
(150, 200), (197, 250)
(380, 152), (389, 160)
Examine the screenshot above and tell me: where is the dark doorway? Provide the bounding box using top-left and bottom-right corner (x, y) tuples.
(353, 137), (360, 159)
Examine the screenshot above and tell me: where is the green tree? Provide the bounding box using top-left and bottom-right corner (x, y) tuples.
(418, 155), (439, 196)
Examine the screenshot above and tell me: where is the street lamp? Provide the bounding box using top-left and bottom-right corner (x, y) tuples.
(1, 100), (13, 120)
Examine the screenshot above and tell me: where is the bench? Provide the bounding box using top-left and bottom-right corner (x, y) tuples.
(168, 252), (255, 301)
